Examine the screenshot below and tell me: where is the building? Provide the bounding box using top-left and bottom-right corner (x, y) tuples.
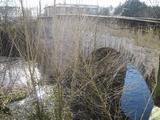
(44, 4), (100, 17)
(0, 6), (21, 21)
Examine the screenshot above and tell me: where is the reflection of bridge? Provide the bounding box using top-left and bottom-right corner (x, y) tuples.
(40, 14), (160, 30)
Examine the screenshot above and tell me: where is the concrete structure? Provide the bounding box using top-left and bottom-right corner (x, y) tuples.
(44, 4), (100, 16)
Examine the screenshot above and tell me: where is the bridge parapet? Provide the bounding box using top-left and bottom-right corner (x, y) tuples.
(39, 14), (160, 30)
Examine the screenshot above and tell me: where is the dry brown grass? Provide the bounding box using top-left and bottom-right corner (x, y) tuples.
(0, 3), (159, 119)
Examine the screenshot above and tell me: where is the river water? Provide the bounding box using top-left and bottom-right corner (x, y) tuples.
(0, 57), (40, 87)
(121, 64), (154, 120)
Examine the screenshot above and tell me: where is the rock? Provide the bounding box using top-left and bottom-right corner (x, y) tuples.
(63, 47), (128, 119)
(149, 106), (160, 120)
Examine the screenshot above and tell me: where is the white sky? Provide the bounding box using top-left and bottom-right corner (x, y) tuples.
(9, 0), (160, 8)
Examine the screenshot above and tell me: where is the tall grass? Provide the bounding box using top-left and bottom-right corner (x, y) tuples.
(0, 2), (159, 120)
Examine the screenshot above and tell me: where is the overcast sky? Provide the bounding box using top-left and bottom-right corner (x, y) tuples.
(9, 0), (160, 8)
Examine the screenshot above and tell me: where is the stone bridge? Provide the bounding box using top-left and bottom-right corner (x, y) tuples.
(38, 14), (160, 85)
(39, 14), (160, 30)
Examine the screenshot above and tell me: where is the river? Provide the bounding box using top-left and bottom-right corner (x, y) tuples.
(121, 64), (154, 120)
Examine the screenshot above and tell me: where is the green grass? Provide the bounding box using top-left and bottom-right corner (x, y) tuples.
(0, 87), (28, 111)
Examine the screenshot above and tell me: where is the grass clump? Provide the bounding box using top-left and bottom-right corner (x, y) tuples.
(60, 47), (128, 120)
(0, 87), (28, 114)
